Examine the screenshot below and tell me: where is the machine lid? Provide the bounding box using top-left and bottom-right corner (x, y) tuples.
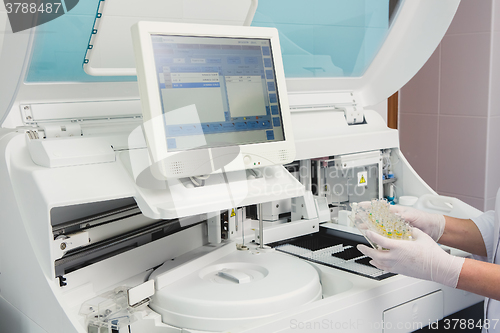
(0, 0), (459, 126)
(254, 0), (460, 107)
(149, 250), (322, 331)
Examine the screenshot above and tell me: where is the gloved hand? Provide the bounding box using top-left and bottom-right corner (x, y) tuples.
(390, 205), (445, 242)
(357, 228), (464, 288)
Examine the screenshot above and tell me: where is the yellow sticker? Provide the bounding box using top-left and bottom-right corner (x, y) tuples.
(230, 209), (236, 217)
(357, 171), (368, 187)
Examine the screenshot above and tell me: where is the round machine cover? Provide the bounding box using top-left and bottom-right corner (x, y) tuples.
(150, 250), (322, 331)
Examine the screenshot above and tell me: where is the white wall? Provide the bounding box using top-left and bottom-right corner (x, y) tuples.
(399, 0), (500, 211)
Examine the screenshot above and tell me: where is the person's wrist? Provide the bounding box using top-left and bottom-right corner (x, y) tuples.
(434, 214), (446, 242)
(427, 213), (445, 242)
(432, 253), (465, 288)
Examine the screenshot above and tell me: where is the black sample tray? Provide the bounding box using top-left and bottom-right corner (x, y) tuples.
(268, 229), (395, 280)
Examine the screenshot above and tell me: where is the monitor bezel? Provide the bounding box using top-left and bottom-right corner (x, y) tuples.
(132, 21), (295, 179)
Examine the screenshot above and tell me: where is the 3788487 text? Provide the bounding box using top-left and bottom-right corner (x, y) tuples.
(5, 2), (62, 14)
(440, 319), (499, 330)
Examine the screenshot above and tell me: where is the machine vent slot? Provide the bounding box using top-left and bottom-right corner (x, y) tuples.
(169, 161), (185, 175)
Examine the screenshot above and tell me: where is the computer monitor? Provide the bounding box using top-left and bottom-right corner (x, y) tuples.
(131, 21), (295, 179)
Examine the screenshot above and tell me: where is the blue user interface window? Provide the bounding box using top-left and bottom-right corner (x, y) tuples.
(151, 35), (285, 152)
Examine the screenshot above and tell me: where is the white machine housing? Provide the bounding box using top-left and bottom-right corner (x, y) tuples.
(0, 1), (485, 333)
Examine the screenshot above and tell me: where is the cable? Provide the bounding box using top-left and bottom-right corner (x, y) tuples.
(189, 177), (201, 187)
(189, 174), (210, 187)
(242, 214), (245, 246)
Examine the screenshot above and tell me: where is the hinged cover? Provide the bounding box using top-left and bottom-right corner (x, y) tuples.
(1, 0), (459, 130)
(285, 0), (460, 108)
(27, 135), (115, 168)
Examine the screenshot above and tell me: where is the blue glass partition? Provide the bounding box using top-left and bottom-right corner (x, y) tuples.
(252, 0), (395, 77)
(25, 0), (135, 83)
(25, 0), (398, 82)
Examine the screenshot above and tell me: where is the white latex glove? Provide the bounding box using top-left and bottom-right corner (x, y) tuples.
(357, 228), (464, 288)
(390, 205), (445, 242)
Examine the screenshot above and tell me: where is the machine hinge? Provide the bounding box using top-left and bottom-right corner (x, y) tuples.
(57, 275), (67, 287)
(338, 105), (365, 125)
(21, 104), (34, 124)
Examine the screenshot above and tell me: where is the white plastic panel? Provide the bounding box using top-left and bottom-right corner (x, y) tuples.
(286, 0), (460, 107)
(291, 109), (398, 160)
(0, 9), (7, 49)
(0, 24), (31, 127)
(414, 194), (483, 219)
(383, 290), (443, 332)
(127, 280), (155, 306)
(288, 91), (355, 109)
(27, 137), (115, 168)
(0, 296), (49, 333)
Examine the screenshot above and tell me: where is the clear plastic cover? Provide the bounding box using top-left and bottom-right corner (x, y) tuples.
(79, 286), (150, 331)
(252, 0), (401, 78)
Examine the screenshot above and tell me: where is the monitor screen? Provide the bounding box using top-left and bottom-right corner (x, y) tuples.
(132, 22), (295, 178)
(150, 35), (285, 152)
